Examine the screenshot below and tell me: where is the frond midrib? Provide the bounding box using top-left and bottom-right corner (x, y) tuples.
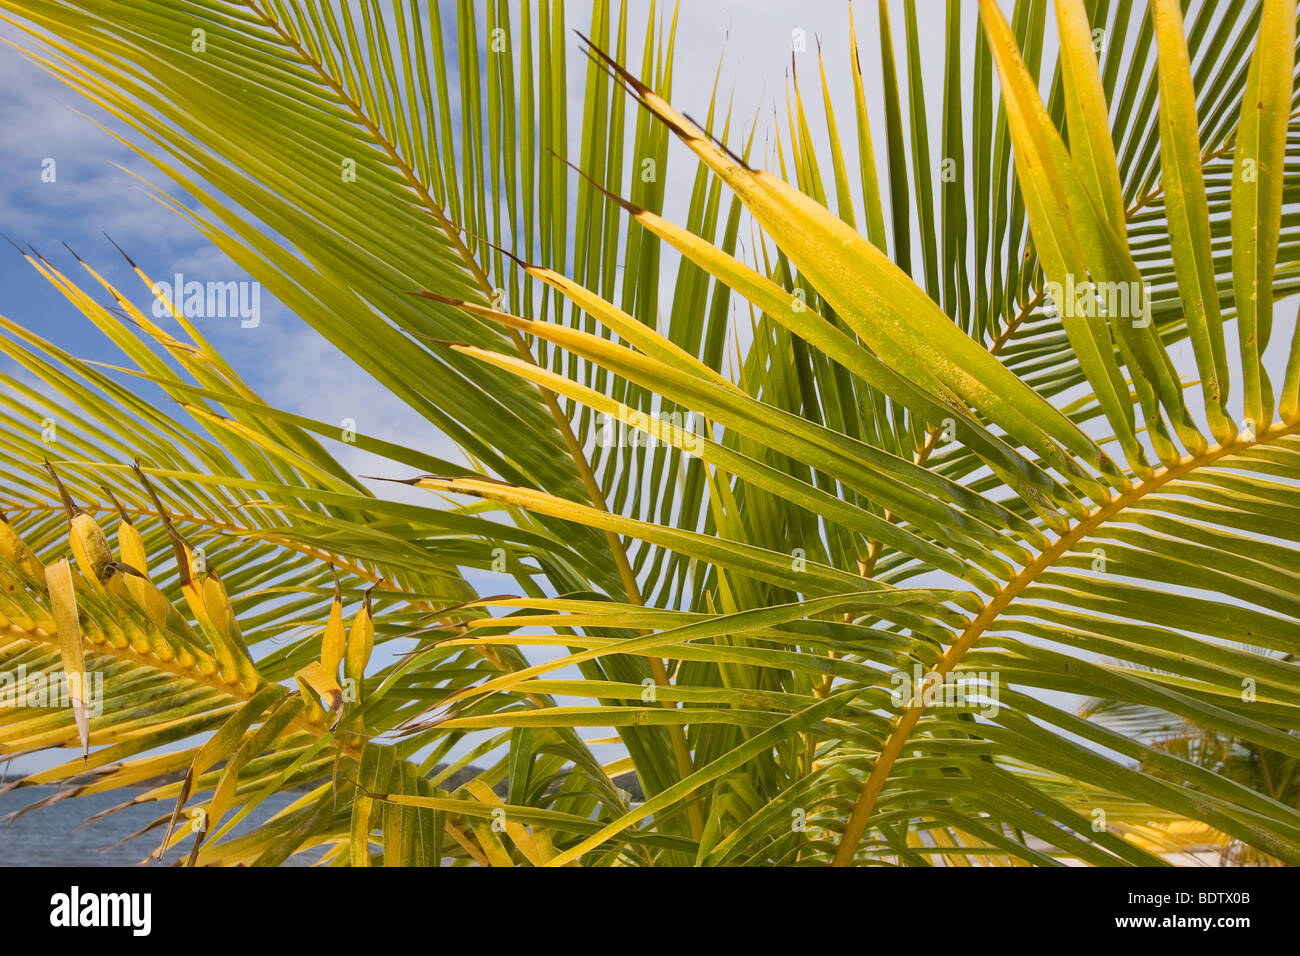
(834, 414), (1300, 865)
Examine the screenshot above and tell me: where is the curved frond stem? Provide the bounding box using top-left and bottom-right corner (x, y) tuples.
(834, 414), (1300, 866)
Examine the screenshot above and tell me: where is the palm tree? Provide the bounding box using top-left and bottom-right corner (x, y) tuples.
(1083, 693), (1300, 865)
(0, 0), (1297, 866)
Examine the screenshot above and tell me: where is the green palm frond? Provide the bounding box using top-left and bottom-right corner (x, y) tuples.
(0, 0), (1298, 866)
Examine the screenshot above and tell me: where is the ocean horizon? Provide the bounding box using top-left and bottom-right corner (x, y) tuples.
(0, 784), (321, 867)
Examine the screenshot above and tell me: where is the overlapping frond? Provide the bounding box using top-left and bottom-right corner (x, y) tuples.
(1, 0), (1298, 867)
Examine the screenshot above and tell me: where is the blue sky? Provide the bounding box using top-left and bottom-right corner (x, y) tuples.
(0, 1), (891, 416)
